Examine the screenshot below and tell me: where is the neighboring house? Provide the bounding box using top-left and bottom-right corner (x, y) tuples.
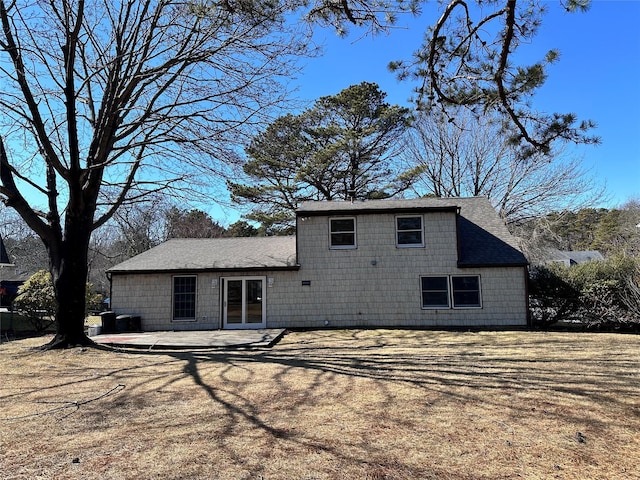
(108, 197), (529, 330)
(0, 234), (10, 266)
(544, 249), (604, 267)
(0, 234), (23, 309)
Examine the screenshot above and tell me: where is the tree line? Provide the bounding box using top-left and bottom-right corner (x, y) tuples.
(515, 200), (640, 263)
(1, 203), (260, 297)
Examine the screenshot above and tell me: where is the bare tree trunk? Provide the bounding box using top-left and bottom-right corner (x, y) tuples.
(44, 211), (95, 350)
(1, 0), (393, 351)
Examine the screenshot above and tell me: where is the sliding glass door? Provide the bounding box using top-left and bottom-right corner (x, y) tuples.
(222, 277), (266, 329)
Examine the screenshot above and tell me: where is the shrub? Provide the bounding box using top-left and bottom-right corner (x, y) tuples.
(529, 264), (579, 326)
(13, 270), (104, 332)
(85, 282), (103, 314)
(529, 256), (640, 330)
(621, 268), (640, 320)
(568, 256), (638, 328)
(13, 270), (56, 332)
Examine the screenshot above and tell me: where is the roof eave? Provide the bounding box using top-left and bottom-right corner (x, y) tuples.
(108, 265), (301, 275)
(457, 261), (529, 269)
(296, 206), (459, 217)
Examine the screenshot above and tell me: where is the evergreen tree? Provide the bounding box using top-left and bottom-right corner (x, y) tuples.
(165, 208), (226, 239)
(224, 221), (260, 238)
(229, 82), (416, 231)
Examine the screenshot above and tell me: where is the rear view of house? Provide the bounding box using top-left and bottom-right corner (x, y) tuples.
(108, 197), (529, 330)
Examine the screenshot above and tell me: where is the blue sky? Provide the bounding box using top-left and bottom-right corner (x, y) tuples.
(293, 0), (640, 208)
(3, 1), (637, 229)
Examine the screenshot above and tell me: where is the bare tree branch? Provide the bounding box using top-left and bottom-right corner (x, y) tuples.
(403, 109), (605, 223)
(0, 0), (318, 347)
(392, 0), (599, 156)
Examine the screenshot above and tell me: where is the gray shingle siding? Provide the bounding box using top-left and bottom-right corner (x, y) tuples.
(298, 197), (527, 267)
(109, 197), (528, 330)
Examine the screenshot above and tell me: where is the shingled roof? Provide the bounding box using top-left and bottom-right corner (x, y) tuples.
(109, 197), (526, 274)
(108, 236), (298, 274)
(453, 198), (527, 267)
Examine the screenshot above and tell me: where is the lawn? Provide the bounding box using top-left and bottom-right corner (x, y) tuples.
(1, 330), (639, 480)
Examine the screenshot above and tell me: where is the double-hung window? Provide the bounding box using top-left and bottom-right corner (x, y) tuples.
(421, 275), (482, 309)
(451, 276), (481, 308)
(330, 217), (356, 249)
(396, 216), (424, 247)
(421, 276), (450, 308)
(173, 276), (197, 321)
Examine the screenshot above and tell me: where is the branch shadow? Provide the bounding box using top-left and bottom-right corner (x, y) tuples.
(5, 329), (639, 478)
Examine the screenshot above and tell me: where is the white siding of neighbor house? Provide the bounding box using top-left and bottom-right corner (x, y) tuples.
(111, 210), (528, 330)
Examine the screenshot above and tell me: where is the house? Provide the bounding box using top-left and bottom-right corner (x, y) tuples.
(0, 234), (25, 309)
(108, 197), (529, 330)
(0, 234), (10, 266)
(544, 249), (604, 267)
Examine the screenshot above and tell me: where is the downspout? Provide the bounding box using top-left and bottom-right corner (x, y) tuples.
(218, 278), (223, 331)
(295, 213), (301, 267)
(106, 271), (112, 311)
(454, 206), (462, 266)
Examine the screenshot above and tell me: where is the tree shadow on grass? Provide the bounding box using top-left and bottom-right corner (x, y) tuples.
(5, 330), (639, 478)
(110, 330), (636, 479)
(111, 329), (639, 432)
(101, 329), (638, 411)
(180, 353), (291, 439)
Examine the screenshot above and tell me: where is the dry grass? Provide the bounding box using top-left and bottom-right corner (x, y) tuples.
(1, 329), (639, 480)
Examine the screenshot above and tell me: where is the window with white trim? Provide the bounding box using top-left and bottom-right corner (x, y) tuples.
(421, 275), (482, 309)
(421, 276), (450, 308)
(451, 275), (482, 308)
(396, 215), (424, 247)
(173, 276), (197, 320)
(330, 217), (356, 249)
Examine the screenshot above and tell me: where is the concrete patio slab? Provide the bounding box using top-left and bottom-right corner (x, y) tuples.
(92, 329), (286, 350)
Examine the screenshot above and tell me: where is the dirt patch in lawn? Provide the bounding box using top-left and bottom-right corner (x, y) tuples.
(1, 330), (639, 480)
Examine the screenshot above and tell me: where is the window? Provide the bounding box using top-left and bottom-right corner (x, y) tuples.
(330, 217), (356, 249)
(421, 276), (450, 308)
(421, 275), (482, 309)
(397, 216), (424, 247)
(452, 276), (481, 308)
(173, 276), (196, 320)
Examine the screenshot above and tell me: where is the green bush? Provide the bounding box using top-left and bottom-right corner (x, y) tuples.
(529, 264), (579, 326)
(13, 270), (56, 332)
(85, 283), (103, 314)
(569, 256), (639, 329)
(13, 270), (104, 332)
(529, 256), (640, 330)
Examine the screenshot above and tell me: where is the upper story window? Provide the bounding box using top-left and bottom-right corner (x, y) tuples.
(396, 215), (424, 247)
(330, 217), (356, 249)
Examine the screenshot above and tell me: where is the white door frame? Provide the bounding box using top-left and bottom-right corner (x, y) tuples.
(222, 276), (266, 329)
